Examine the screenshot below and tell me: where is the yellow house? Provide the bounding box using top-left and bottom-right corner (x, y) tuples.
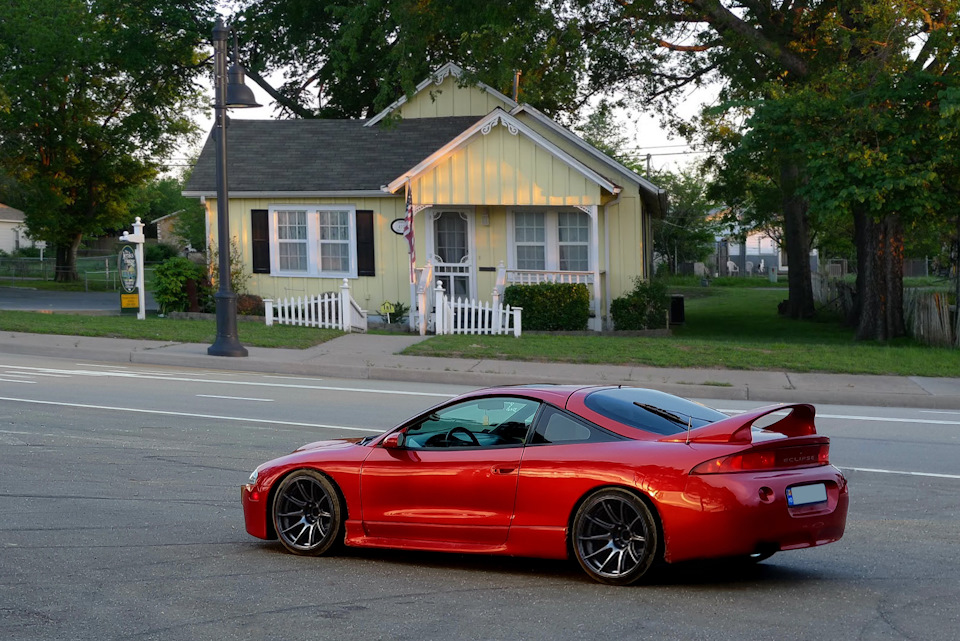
(183, 63), (665, 330)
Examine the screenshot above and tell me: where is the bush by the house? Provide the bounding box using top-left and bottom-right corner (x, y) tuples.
(144, 242), (179, 263)
(154, 257), (209, 314)
(237, 294), (265, 316)
(502, 282), (590, 331)
(611, 277), (669, 330)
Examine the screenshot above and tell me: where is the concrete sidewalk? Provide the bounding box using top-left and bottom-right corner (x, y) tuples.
(1, 329), (958, 409)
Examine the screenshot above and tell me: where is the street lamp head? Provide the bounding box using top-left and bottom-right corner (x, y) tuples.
(226, 62), (261, 108)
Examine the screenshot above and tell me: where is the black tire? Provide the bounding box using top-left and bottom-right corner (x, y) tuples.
(572, 488), (659, 585)
(272, 470), (343, 556)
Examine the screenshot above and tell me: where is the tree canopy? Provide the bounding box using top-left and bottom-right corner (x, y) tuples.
(0, 0), (215, 279)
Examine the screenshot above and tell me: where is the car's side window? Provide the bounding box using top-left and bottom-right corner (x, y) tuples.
(530, 406), (619, 445)
(403, 397), (540, 449)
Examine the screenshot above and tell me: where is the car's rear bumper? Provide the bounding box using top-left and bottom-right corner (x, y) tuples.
(663, 466), (849, 563)
(241, 483), (271, 540)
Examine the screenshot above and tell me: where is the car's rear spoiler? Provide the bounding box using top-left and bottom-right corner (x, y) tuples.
(660, 403), (817, 444)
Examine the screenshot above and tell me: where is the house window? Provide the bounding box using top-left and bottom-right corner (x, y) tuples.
(512, 210), (590, 272)
(269, 205), (358, 278)
(514, 212), (545, 270)
(558, 211), (589, 271)
(276, 210), (308, 272)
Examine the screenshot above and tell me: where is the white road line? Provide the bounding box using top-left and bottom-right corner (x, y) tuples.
(921, 410), (960, 415)
(0, 396), (382, 433)
(196, 394), (274, 402)
(263, 375), (326, 382)
(0, 365), (454, 397)
(0, 378), (36, 384)
(0, 370), (70, 378)
(842, 467), (960, 480)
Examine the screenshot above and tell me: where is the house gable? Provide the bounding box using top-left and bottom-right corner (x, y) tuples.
(365, 62), (517, 127)
(385, 109), (618, 207)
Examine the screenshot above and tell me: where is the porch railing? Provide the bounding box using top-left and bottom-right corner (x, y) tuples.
(264, 278), (367, 332)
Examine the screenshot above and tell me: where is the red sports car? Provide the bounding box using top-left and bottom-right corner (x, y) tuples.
(241, 385), (848, 585)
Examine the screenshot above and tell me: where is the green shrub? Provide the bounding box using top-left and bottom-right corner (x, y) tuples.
(144, 242), (179, 263)
(502, 282), (590, 331)
(611, 277), (669, 330)
(154, 257), (208, 314)
(237, 294), (265, 316)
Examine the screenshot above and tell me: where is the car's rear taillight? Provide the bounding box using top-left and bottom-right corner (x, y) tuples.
(691, 443), (829, 474)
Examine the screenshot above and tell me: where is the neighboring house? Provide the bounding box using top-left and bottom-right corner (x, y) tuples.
(714, 222), (818, 277)
(0, 203), (31, 254)
(151, 210), (193, 252)
(183, 63), (666, 330)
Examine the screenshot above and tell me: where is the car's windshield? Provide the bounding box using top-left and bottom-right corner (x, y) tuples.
(584, 388), (728, 436)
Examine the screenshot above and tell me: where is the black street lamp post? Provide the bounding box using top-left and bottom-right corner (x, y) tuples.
(208, 18), (260, 357)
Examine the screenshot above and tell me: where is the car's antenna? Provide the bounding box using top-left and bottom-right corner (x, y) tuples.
(685, 416), (692, 445)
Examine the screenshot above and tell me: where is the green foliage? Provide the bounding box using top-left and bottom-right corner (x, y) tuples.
(209, 237), (250, 296)
(235, 0), (585, 120)
(649, 163), (720, 271)
(144, 243), (179, 264)
(237, 294), (265, 316)
(129, 175), (208, 251)
(381, 301), (409, 325)
(611, 278), (669, 330)
(502, 283), (590, 331)
(0, 0), (215, 279)
(153, 257), (208, 315)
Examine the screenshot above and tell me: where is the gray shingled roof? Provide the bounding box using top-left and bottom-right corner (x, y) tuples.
(0, 204), (25, 222)
(184, 116), (483, 194)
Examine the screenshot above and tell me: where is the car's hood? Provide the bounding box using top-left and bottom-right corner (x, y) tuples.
(293, 438), (362, 453)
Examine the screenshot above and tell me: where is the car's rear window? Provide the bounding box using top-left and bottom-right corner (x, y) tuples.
(583, 388), (728, 436)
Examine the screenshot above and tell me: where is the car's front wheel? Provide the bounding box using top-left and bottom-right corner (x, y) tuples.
(572, 488), (659, 585)
(272, 470), (343, 556)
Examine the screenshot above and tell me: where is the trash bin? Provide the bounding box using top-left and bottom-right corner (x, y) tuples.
(670, 294), (685, 325)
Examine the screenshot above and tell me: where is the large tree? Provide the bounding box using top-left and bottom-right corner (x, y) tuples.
(0, 0), (215, 280)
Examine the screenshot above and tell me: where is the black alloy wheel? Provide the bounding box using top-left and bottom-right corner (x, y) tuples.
(272, 470), (343, 556)
(572, 488), (659, 585)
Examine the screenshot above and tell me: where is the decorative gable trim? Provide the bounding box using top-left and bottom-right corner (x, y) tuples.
(365, 62), (518, 128)
(510, 103), (667, 215)
(383, 108), (621, 195)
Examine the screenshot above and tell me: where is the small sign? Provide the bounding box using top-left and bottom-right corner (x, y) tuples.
(379, 301), (396, 315)
(390, 218), (409, 235)
(121, 293), (140, 309)
(118, 246), (137, 293)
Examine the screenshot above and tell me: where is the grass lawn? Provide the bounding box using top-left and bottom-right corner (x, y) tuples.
(0, 310), (341, 349)
(403, 288), (960, 377)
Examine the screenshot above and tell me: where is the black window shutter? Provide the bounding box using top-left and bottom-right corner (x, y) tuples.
(356, 210), (375, 276)
(251, 209), (270, 274)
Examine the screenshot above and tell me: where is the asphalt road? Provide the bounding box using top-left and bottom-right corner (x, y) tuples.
(1, 354), (958, 641)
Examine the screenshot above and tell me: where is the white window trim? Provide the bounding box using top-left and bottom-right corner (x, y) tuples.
(508, 210), (590, 272)
(269, 204), (358, 278)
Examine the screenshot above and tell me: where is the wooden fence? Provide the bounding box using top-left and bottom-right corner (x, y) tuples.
(263, 278), (367, 333)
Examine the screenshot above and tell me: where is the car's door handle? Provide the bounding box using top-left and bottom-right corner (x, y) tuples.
(492, 466), (516, 475)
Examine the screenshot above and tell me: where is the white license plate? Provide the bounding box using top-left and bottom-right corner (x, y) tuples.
(786, 483), (827, 506)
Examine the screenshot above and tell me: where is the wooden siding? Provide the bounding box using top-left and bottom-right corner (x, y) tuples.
(208, 196), (420, 308)
(411, 125), (602, 207)
(399, 76), (510, 119)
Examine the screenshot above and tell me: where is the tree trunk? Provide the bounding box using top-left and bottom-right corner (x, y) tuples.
(54, 233), (83, 282)
(853, 210), (906, 341)
(780, 160), (815, 318)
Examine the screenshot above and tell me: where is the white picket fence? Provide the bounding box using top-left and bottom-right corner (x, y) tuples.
(432, 280), (522, 336)
(263, 278), (367, 332)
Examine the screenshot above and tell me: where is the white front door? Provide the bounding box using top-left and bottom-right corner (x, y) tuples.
(428, 209), (474, 299)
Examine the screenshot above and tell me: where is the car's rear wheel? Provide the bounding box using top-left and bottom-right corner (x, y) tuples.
(572, 488), (658, 585)
(272, 470), (343, 556)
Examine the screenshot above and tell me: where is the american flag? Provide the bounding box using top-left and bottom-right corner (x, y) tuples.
(404, 185), (416, 283)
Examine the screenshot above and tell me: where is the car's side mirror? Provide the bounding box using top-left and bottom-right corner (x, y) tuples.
(381, 432), (405, 449)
